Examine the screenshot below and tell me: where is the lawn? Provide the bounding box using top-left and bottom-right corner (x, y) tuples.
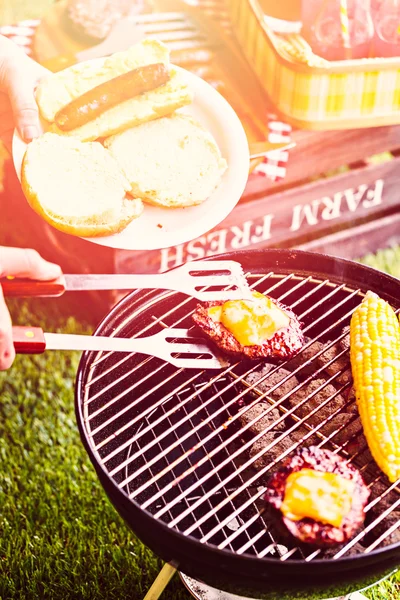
(0, 249), (399, 600)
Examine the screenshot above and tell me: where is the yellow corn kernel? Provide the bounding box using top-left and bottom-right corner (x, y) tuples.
(350, 291), (400, 483)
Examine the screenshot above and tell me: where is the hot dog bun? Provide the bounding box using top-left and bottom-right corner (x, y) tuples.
(22, 133), (143, 237)
(35, 39), (193, 142)
(105, 114), (227, 208)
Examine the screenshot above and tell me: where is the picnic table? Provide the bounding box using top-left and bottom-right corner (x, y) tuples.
(1, 0), (400, 319)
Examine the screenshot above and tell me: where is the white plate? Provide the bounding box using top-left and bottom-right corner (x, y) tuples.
(12, 65), (249, 251)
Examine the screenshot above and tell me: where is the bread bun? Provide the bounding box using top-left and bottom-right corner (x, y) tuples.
(35, 40), (193, 142)
(22, 132), (143, 237)
(48, 68), (192, 142)
(104, 114), (228, 208)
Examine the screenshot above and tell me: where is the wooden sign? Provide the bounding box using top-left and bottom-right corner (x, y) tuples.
(116, 156), (400, 274)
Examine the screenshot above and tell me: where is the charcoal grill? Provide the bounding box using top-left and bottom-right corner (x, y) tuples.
(75, 249), (400, 600)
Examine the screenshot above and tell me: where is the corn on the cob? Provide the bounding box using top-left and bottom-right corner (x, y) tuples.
(350, 291), (400, 483)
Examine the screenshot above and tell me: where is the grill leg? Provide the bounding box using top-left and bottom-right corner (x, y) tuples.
(143, 563), (177, 600)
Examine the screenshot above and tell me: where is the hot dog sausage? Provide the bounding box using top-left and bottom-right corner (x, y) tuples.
(55, 63), (170, 132)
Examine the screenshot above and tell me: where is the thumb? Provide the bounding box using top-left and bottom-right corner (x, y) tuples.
(4, 59), (41, 143)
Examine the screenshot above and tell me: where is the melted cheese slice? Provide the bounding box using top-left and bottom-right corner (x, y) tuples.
(280, 468), (355, 528)
(207, 291), (290, 346)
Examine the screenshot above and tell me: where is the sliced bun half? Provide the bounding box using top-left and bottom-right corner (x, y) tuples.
(21, 132), (143, 237)
(104, 113), (228, 208)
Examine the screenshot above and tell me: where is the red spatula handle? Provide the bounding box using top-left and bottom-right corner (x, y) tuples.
(12, 327), (46, 354)
(0, 276), (66, 298)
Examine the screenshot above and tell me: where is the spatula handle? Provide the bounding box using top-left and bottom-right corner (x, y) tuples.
(12, 327), (46, 354)
(1, 276), (66, 298)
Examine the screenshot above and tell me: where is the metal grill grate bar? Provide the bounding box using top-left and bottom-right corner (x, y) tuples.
(85, 272), (322, 400)
(126, 291), (359, 504)
(219, 510), (265, 550)
(364, 520), (400, 553)
(162, 375), (350, 533)
(103, 368), (239, 465)
(334, 494), (400, 559)
(218, 398), (360, 548)
(150, 365), (353, 521)
(129, 345), (352, 507)
(188, 380), (356, 542)
(97, 276), (341, 466)
(92, 370), (197, 440)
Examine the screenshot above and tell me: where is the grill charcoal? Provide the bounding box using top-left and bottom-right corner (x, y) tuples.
(287, 339), (327, 378)
(366, 512), (400, 547)
(286, 379), (360, 443)
(362, 479), (400, 547)
(315, 330), (352, 388)
(240, 365), (300, 436)
(244, 365), (300, 401)
(345, 435), (373, 469)
(321, 414), (361, 447)
(368, 479), (399, 505)
(285, 377), (351, 413)
(323, 541), (366, 557)
(238, 402), (286, 435)
(289, 330), (352, 388)
(249, 428), (308, 473)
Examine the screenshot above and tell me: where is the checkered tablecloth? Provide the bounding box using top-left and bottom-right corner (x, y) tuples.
(0, 19), (40, 56)
(0, 19), (293, 182)
(255, 113), (292, 181)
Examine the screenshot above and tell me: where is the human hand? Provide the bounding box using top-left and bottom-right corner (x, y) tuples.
(0, 247), (62, 370)
(0, 35), (49, 152)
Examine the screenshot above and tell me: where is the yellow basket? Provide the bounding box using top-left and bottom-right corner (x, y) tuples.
(228, 0), (400, 130)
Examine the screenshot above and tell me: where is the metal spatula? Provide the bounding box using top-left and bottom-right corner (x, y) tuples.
(12, 326), (227, 370)
(2, 260), (251, 301)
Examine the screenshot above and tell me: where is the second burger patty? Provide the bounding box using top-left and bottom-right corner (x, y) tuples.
(264, 446), (370, 547)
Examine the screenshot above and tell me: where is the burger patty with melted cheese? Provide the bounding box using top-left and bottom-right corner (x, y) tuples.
(191, 291), (304, 360)
(264, 446), (370, 547)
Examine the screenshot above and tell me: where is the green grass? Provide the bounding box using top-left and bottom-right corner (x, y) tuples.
(359, 245), (400, 280)
(363, 573), (400, 600)
(0, 304), (191, 600)
(1, 250), (400, 600)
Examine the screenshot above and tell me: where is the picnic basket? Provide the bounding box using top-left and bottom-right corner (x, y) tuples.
(228, 0), (400, 130)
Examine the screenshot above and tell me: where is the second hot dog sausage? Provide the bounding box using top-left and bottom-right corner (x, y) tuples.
(55, 63), (170, 132)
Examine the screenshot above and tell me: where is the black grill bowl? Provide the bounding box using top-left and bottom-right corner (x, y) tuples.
(75, 249), (400, 600)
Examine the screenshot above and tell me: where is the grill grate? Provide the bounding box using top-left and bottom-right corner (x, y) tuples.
(81, 270), (400, 562)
